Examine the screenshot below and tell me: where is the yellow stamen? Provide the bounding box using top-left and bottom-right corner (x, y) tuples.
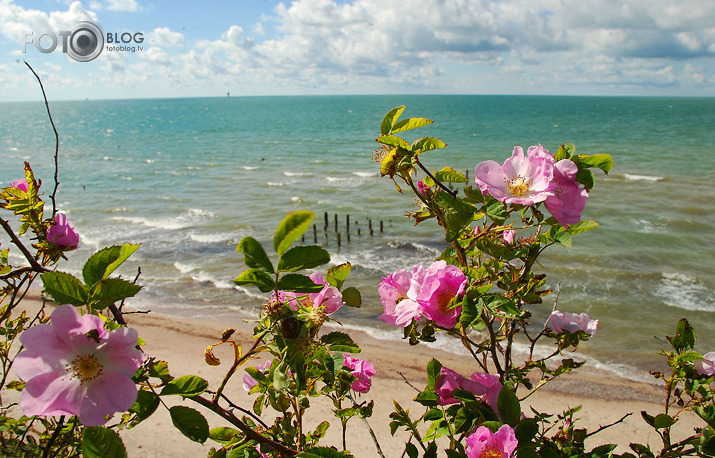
(67, 354), (103, 385)
(505, 175), (531, 196)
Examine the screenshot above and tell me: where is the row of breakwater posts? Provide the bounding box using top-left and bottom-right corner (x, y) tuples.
(300, 212), (388, 248)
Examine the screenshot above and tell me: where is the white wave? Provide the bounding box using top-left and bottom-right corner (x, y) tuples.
(284, 171), (313, 177)
(352, 171), (375, 177)
(624, 173), (664, 182)
(656, 272), (715, 312)
(189, 232), (237, 244)
(325, 176), (353, 183)
(291, 196), (301, 202)
(266, 181), (285, 187)
(192, 271), (234, 289)
(632, 218), (666, 234)
(235, 285), (268, 300)
(7, 147), (18, 151)
(174, 262), (196, 274)
(242, 166), (259, 170)
(145, 159), (155, 164)
(112, 208), (215, 231)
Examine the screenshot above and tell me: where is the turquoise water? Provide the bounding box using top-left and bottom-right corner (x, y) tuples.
(1, 95), (714, 380)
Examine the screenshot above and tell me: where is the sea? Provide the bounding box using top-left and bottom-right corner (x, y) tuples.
(1, 95), (713, 383)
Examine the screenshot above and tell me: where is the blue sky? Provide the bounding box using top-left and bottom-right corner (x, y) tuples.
(1, 0), (714, 101)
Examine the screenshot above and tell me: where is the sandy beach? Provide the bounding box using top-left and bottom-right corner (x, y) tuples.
(9, 299), (702, 457)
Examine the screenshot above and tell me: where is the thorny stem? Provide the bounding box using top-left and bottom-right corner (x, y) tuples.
(24, 61), (60, 216)
(414, 158), (457, 198)
(212, 331), (268, 404)
(191, 395), (298, 457)
(347, 392), (386, 458)
(0, 219), (48, 275)
(584, 412), (632, 438)
(485, 318), (504, 379)
(41, 416), (64, 458)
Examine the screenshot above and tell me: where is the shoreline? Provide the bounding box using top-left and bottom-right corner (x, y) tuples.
(10, 298), (702, 456)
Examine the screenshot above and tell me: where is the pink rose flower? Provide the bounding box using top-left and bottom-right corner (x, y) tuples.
(378, 265), (423, 327)
(343, 354), (376, 393)
(13, 304), (144, 426)
(474, 146), (554, 205)
(544, 159), (589, 226)
(503, 229), (515, 244)
(416, 261), (467, 329)
(434, 367), (502, 413)
(277, 272), (344, 315)
(549, 310), (598, 337)
(46, 213), (80, 250)
(694, 352), (715, 377)
(417, 180), (431, 197)
(466, 425), (518, 458)
(11, 179), (29, 192)
(243, 360), (273, 392)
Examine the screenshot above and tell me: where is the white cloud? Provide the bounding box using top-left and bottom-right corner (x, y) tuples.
(148, 26), (183, 47)
(0, 1), (99, 45)
(105, 0), (140, 13)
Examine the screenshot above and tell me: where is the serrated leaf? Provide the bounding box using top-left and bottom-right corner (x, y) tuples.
(392, 117), (433, 134)
(237, 237), (274, 273)
(82, 244), (140, 287)
(326, 262), (351, 289)
(277, 245), (330, 272)
(411, 136), (445, 154)
(483, 199), (508, 224)
(274, 211), (315, 255)
(82, 427), (127, 458)
(160, 375), (209, 397)
(209, 427), (240, 444)
(575, 168), (595, 190)
(128, 390), (160, 426)
(567, 220), (599, 235)
(574, 153), (614, 174)
(92, 278), (142, 309)
(276, 273), (322, 293)
(341, 286), (361, 308)
(497, 386), (521, 427)
(426, 358), (443, 390)
(434, 167), (468, 183)
(169, 406), (209, 444)
(233, 269), (275, 293)
(555, 143), (575, 161)
(376, 134), (411, 150)
(321, 331), (360, 353)
(41, 271), (89, 306)
(381, 106), (406, 135)
(653, 413), (677, 429)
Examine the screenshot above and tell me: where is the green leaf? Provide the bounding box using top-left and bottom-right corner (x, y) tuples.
(693, 404), (715, 428)
(567, 220), (599, 235)
(324, 353), (345, 376)
(515, 418), (539, 444)
(341, 286), (361, 308)
(297, 446), (352, 458)
(91, 278), (142, 309)
(497, 386), (521, 427)
(392, 117), (434, 134)
(169, 406), (209, 444)
(233, 269), (275, 293)
(326, 262), (351, 289)
(575, 168), (595, 190)
(82, 244), (140, 287)
(411, 136), (445, 154)
(237, 237), (274, 273)
(148, 360), (173, 382)
(435, 167), (468, 183)
(653, 413), (677, 429)
(667, 318), (696, 352)
(41, 271), (89, 306)
(160, 375), (209, 397)
(376, 134), (411, 150)
(277, 245), (330, 272)
(82, 426), (127, 458)
(460, 298), (483, 329)
(574, 153), (614, 174)
(483, 199), (508, 224)
(554, 143), (575, 161)
(274, 211), (315, 255)
(424, 408), (443, 421)
(381, 106), (406, 135)
(128, 390), (160, 425)
(208, 427), (240, 444)
(321, 331), (360, 353)
(426, 358), (443, 390)
(276, 273), (322, 293)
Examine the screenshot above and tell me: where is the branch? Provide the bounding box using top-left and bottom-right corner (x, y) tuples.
(584, 412), (632, 438)
(24, 61), (59, 216)
(0, 218), (48, 274)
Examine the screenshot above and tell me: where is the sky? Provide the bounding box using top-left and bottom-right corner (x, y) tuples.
(0, 0), (714, 101)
